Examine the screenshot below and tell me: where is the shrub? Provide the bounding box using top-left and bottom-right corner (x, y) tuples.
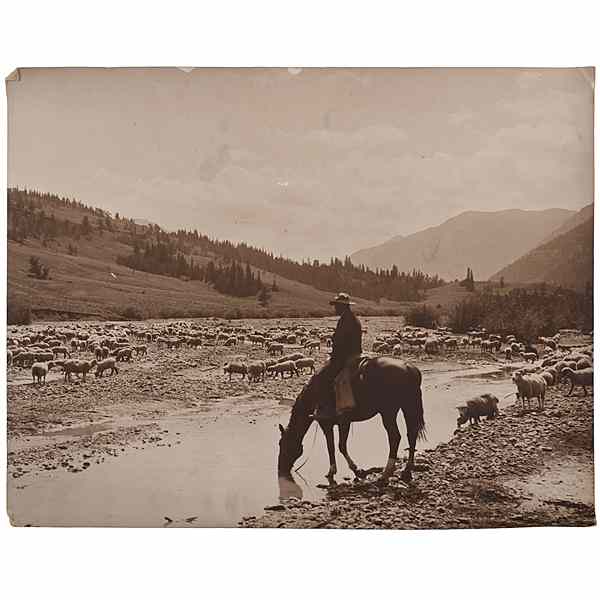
(121, 306), (145, 320)
(448, 298), (485, 333)
(28, 256), (50, 280)
(7, 300), (32, 325)
(406, 304), (438, 329)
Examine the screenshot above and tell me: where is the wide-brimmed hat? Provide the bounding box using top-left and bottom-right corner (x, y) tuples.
(329, 292), (355, 306)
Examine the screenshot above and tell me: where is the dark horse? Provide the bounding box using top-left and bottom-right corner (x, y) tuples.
(278, 357), (426, 483)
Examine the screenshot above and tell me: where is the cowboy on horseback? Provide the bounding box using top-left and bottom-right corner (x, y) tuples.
(310, 292), (362, 422)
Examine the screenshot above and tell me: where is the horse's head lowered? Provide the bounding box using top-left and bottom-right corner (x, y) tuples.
(277, 424), (304, 475)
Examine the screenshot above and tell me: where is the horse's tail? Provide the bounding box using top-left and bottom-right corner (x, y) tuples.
(413, 384), (427, 442)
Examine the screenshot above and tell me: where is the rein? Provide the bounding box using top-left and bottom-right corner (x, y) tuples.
(294, 421), (319, 473)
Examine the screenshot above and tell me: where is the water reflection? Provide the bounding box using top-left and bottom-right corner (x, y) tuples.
(278, 474), (303, 501)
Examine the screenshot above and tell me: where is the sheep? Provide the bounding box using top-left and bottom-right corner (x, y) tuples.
(277, 352), (304, 364)
(295, 357), (315, 374)
(576, 358), (592, 370)
(373, 341), (391, 354)
(392, 343), (403, 357)
(267, 342), (284, 356)
(519, 352), (538, 364)
(13, 351), (35, 368)
(560, 367), (593, 397)
(424, 339), (439, 355)
(304, 340), (321, 353)
(133, 345), (148, 357)
(95, 357), (119, 378)
(115, 347), (133, 362)
(31, 361), (54, 385)
(247, 361), (266, 383)
(540, 371), (555, 387)
(512, 372), (547, 410)
(267, 360), (299, 379)
(63, 359), (97, 382)
(187, 337), (202, 348)
(504, 348), (512, 361)
(555, 360), (578, 383)
(445, 338), (458, 351)
(223, 362), (248, 381)
(52, 345), (71, 359)
(456, 394), (499, 427)
(34, 351), (55, 363)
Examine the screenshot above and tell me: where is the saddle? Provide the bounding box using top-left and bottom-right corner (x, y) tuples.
(334, 354), (372, 414)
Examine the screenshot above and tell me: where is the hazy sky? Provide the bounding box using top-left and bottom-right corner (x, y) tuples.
(7, 67), (594, 261)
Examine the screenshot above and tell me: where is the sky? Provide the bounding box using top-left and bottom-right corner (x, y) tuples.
(7, 67), (594, 261)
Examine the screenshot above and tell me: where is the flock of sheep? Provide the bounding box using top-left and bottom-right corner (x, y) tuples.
(369, 324), (593, 423)
(6, 320), (593, 427)
(6, 320), (335, 387)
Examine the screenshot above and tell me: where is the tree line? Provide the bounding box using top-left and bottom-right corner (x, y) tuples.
(8, 187), (445, 303)
(448, 284), (593, 341)
(115, 239), (269, 298)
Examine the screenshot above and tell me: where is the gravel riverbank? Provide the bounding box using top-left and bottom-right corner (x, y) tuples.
(243, 387), (595, 529)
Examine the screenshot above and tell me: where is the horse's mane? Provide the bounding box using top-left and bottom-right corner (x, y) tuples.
(288, 376), (318, 425)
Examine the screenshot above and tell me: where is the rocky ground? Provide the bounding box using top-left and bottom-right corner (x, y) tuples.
(6, 316), (488, 482)
(6, 317), (595, 529)
(243, 387), (595, 529)
(7, 340), (308, 481)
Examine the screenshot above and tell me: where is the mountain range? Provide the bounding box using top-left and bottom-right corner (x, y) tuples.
(350, 207), (588, 282)
(491, 204), (593, 290)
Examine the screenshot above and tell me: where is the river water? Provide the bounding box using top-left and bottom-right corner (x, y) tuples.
(8, 364), (516, 527)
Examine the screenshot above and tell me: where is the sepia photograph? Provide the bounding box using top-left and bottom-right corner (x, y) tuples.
(5, 66), (595, 529)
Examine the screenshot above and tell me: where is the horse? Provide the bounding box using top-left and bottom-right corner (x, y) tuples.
(277, 357), (426, 483)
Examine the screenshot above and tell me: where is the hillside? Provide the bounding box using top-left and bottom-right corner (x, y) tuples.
(540, 203), (593, 244)
(490, 217), (593, 291)
(350, 208), (574, 281)
(8, 238), (412, 320)
(7, 189), (418, 320)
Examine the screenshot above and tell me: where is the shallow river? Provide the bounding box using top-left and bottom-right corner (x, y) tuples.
(8, 364), (516, 527)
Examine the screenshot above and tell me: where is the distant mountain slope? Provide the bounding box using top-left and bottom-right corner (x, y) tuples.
(540, 203), (593, 244)
(490, 217), (593, 290)
(351, 208), (574, 281)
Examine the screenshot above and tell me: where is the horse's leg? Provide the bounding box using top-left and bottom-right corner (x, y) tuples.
(380, 411), (401, 481)
(401, 410), (419, 483)
(320, 423), (337, 480)
(338, 421), (362, 477)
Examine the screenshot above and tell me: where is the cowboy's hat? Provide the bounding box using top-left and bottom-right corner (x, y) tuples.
(329, 292), (355, 306)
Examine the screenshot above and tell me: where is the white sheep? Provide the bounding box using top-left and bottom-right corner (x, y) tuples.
(223, 362), (248, 381)
(95, 357), (119, 377)
(267, 342), (284, 356)
(304, 340), (321, 353)
(247, 361), (266, 382)
(267, 360), (299, 379)
(294, 357), (315, 374)
(512, 372), (547, 410)
(63, 359), (97, 382)
(31, 361), (54, 384)
(519, 352), (538, 364)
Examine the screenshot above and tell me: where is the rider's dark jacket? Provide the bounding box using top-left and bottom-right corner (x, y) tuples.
(330, 309), (362, 369)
